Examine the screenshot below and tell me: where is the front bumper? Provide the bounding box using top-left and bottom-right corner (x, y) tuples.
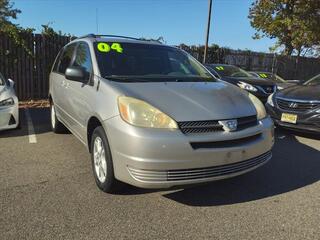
(103, 116), (274, 189)
(266, 104), (320, 133)
(0, 103), (19, 131)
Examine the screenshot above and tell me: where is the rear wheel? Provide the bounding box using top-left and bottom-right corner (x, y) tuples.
(50, 103), (66, 133)
(91, 126), (123, 193)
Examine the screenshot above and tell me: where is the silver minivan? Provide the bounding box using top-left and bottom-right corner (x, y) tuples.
(49, 34), (274, 193)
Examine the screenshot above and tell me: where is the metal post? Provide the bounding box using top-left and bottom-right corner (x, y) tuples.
(203, 0), (213, 64)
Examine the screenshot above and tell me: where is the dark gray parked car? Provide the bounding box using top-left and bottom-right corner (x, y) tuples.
(266, 73), (320, 133)
(249, 71), (296, 90)
(205, 64), (276, 103)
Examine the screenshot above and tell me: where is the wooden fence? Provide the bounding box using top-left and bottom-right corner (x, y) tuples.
(0, 33), (320, 100)
(0, 33), (70, 100)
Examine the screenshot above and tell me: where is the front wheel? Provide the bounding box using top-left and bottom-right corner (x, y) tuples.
(91, 126), (123, 193)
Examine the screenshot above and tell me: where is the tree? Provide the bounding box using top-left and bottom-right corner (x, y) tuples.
(0, 0), (33, 55)
(249, 0), (320, 56)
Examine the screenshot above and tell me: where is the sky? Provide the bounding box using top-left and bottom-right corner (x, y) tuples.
(12, 0), (276, 52)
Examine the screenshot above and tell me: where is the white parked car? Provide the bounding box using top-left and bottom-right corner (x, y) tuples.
(0, 72), (19, 131)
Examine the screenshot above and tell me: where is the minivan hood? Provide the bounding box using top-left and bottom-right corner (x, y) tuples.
(276, 85), (320, 101)
(112, 81), (256, 121)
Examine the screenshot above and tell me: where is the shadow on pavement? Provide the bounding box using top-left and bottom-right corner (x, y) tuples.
(162, 129), (320, 206)
(276, 127), (320, 140)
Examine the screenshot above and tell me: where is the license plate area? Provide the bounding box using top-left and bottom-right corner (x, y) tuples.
(281, 113), (297, 124)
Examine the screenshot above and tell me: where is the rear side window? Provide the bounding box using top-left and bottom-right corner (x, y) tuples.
(57, 43), (76, 74)
(73, 42), (93, 80)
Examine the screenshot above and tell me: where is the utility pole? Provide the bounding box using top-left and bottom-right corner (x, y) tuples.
(203, 0), (212, 64)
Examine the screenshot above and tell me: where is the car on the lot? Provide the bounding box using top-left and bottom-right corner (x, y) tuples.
(49, 34), (274, 193)
(205, 64), (276, 103)
(266, 73), (320, 133)
(0, 72), (19, 131)
(248, 71), (296, 90)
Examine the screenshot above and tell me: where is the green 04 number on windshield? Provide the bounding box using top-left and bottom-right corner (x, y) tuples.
(97, 43), (123, 53)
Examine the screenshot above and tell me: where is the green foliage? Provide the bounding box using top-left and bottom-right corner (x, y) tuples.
(249, 0), (320, 56)
(41, 22), (74, 38)
(0, 0), (34, 55)
(0, 1), (73, 58)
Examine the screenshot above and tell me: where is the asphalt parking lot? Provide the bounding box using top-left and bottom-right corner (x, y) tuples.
(0, 108), (320, 240)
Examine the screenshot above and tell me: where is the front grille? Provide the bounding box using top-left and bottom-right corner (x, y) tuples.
(276, 98), (320, 112)
(128, 151), (272, 182)
(178, 115), (257, 134)
(190, 133), (262, 149)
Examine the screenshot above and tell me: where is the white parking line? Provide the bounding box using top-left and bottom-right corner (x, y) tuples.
(25, 109), (37, 144)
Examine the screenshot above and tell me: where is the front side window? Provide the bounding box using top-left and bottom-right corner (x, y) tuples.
(73, 42), (93, 80)
(213, 65), (252, 78)
(304, 74), (320, 86)
(58, 43), (76, 74)
(94, 42), (214, 82)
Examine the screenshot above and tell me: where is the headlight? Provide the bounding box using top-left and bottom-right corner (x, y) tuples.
(237, 81), (258, 92)
(248, 94), (267, 120)
(267, 93), (274, 107)
(0, 97), (14, 106)
(118, 96), (178, 129)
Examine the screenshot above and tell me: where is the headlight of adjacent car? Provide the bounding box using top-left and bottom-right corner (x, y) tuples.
(0, 97), (14, 106)
(118, 96), (178, 129)
(237, 81), (258, 92)
(267, 93), (274, 107)
(248, 94), (267, 120)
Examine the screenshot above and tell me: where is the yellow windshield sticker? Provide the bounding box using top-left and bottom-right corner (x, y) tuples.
(215, 66), (224, 70)
(111, 43), (123, 53)
(97, 42), (123, 53)
(259, 73), (268, 78)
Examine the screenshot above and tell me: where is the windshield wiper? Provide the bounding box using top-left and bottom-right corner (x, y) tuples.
(104, 76), (150, 82)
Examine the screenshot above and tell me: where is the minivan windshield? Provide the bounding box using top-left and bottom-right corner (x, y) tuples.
(211, 65), (252, 78)
(94, 42), (215, 82)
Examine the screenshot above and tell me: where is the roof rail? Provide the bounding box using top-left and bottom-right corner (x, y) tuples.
(96, 35), (142, 41)
(76, 34), (162, 44)
(76, 34), (96, 39)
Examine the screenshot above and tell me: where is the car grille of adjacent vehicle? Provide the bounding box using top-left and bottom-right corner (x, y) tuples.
(190, 133), (262, 150)
(276, 98), (320, 112)
(128, 151), (272, 182)
(177, 115), (258, 134)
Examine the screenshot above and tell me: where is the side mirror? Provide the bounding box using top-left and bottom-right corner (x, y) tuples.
(8, 79), (14, 88)
(65, 66), (88, 83)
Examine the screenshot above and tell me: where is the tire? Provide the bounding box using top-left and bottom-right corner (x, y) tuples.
(90, 126), (123, 193)
(50, 103), (66, 133)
